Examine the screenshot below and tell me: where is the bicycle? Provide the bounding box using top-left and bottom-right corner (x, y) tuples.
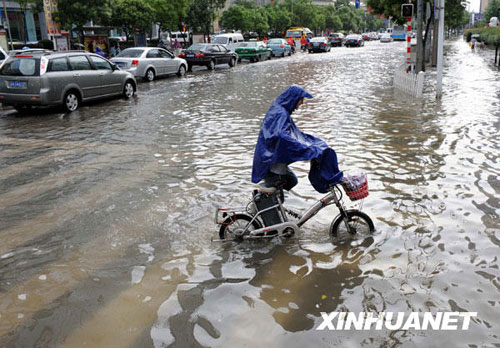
(214, 176), (375, 242)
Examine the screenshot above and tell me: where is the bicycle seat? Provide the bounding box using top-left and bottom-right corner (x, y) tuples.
(258, 185), (277, 194)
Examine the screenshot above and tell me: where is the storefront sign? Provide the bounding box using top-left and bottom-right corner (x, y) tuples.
(43, 0), (61, 35)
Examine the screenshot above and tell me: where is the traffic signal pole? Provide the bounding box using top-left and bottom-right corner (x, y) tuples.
(436, 0), (444, 99)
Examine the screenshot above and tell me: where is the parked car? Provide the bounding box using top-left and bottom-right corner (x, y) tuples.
(380, 33), (393, 43)
(345, 34), (364, 47)
(111, 47), (187, 82)
(0, 52), (136, 113)
(235, 41), (272, 62)
(178, 43), (238, 70)
(0, 47), (7, 66)
(267, 38), (292, 57)
(212, 33), (245, 52)
(328, 33), (345, 47)
(308, 37), (331, 53)
(8, 49), (52, 57)
(362, 33), (372, 41)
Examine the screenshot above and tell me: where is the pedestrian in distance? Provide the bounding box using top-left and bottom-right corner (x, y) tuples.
(300, 35), (307, 51)
(95, 46), (107, 58)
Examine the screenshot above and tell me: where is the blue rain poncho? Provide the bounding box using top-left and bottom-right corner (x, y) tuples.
(251, 85), (343, 193)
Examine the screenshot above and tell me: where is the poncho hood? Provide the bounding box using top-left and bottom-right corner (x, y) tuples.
(251, 85), (343, 193)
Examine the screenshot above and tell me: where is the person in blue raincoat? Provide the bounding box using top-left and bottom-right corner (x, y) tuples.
(95, 46), (107, 58)
(251, 85), (343, 197)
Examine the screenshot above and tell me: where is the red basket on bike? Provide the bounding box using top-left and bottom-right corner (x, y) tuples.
(342, 179), (369, 201)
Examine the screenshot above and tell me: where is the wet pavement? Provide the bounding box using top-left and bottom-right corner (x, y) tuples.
(0, 38), (499, 347)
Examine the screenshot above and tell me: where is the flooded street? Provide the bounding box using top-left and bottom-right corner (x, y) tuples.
(1, 38), (499, 347)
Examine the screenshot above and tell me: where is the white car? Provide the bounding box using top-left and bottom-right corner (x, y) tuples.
(0, 46), (7, 66)
(111, 47), (188, 82)
(380, 33), (393, 43)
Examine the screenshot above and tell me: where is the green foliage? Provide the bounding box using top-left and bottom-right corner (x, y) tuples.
(152, 0), (190, 33)
(221, 0), (379, 35)
(464, 26), (500, 45)
(110, 0), (154, 39)
(38, 39), (54, 50)
(187, 0), (226, 34)
(483, 0), (500, 24)
(55, 0), (111, 35)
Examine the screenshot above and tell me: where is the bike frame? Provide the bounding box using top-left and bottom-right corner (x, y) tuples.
(221, 184), (349, 238)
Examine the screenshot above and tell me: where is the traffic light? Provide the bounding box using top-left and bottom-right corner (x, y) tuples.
(401, 4), (414, 17)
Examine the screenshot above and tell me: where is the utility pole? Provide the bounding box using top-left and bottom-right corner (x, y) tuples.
(416, 0), (424, 72)
(436, 0), (444, 99)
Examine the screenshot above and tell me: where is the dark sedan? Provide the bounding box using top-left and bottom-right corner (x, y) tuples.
(178, 44), (238, 71)
(328, 33), (345, 47)
(345, 34), (365, 47)
(308, 37), (331, 53)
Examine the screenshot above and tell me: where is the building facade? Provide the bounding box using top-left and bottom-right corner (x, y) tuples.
(0, 1), (47, 43)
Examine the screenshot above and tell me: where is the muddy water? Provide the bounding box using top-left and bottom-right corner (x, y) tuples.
(0, 38), (499, 347)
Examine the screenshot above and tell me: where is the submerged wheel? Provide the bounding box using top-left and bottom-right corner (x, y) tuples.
(329, 210), (374, 242)
(177, 64), (186, 76)
(145, 68), (155, 82)
(207, 60), (215, 70)
(229, 57), (236, 67)
(123, 80), (135, 99)
(219, 214), (262, 240)
(63, 91), (79, 112)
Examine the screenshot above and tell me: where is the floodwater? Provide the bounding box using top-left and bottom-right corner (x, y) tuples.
(0, 38), (499, 347)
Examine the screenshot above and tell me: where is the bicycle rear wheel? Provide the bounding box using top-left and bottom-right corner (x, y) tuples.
(329, 210), (374, 242)
(219, 214), (262, 240)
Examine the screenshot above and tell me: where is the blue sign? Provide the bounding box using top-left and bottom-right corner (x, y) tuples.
(474, 13), (483, 22)
(355, 0), (360, 8)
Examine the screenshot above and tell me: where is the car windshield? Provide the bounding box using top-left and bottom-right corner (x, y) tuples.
(330, 34), (341, 38)
(238, 42), (257, 48)
(268, 39), (282, 44)
(346, 35), (359, 39)
(286, 30), (303, 38)
(117, 49), (144, 58)
(212, 37), (229, 44)
(310, 38), (324, 42)
(0, 58), (39, 76)
(187, 44), (208, 51)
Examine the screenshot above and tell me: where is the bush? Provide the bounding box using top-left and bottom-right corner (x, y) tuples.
(38, 39), (54, 50)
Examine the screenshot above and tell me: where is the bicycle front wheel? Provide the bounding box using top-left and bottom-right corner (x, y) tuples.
(219, 214), (262, 240)
(329, 210), (374, 242)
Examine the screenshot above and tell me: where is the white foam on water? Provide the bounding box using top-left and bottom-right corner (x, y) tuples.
(131, 266), (146, 284)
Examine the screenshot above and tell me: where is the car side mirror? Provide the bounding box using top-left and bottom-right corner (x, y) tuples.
(111, 63), (119, 71)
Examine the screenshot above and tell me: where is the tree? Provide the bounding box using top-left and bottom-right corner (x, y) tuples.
(266, 4), (291, 35)
(220, 6), (252, 32)
(110, 0), (155, 42)
(152, 0), (190, 34)
(483, 0), (500, 24)
(187, 0), (226, 39)
(55, 0), (111, 43)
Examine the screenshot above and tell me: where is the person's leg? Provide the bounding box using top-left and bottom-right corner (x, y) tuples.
(281, 168), (298, 191)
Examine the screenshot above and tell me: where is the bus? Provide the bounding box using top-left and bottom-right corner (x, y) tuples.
(285, 27), (313, 47)
(390, 25), (407, 41)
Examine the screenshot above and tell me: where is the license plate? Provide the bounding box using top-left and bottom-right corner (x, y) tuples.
(9, 81), (26, 88)
(186, 54), (194, 58)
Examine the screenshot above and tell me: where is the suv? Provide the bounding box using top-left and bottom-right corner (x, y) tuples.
(0, 51), (136, 113)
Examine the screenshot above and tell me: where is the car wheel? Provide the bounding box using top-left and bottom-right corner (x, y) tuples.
(123, 80), (135, 99)
(187, 64), (193, 72)
(177, 64), (186, 76)
(229, 57), (236, 67)
(144, 68), (155, 82)
(207, 60), (215, 70)
(237, 58), (242, 63)
(63, 91), (79, 113)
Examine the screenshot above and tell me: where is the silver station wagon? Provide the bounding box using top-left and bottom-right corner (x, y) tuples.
(0, 51), (137, 113)
(111, 47), (188, 82)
